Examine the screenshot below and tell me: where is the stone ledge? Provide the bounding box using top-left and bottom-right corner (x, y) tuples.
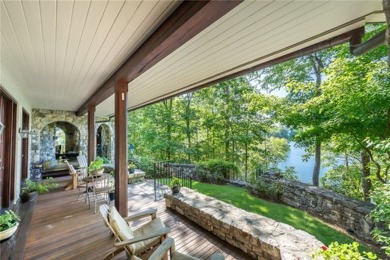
(165, 188), (323, 260)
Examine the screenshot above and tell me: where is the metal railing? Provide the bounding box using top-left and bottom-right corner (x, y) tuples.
(153, 161), (192, 200)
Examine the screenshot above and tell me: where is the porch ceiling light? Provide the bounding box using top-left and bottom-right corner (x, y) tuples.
(19, 127), (32, 139)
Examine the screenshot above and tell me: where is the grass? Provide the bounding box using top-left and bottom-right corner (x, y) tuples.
(192, 181), (360, 247)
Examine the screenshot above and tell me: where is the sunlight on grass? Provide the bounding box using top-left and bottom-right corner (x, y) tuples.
(192, 181), (358, 247)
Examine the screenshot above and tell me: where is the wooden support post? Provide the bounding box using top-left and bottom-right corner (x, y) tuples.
(88, 105), (96, 164)
(114, 80), (128, 217)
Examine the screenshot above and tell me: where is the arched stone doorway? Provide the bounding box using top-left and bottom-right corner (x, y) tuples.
(96, 124), (112, 161)
(40, 121), (80, 162)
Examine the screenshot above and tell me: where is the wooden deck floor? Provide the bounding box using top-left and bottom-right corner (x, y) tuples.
(23, 177), (250, 260)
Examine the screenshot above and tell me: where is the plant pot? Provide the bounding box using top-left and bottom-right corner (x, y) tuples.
(20, 191), (37, 203)
(91, 169), (104, 176)
(171, 185), (181, 194)
(128, 169), (135, 174)
(108, 191), (115, 201)
(0, 223), (18, 241)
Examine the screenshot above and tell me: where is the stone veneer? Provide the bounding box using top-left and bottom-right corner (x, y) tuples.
(31, 109), (88, 163)
(165, 188), (323, 260)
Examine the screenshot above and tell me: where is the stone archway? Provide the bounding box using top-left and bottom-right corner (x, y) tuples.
(40, 121), (80, 162)
(31, 109), (87, 163)
(96, 123), (113, 163)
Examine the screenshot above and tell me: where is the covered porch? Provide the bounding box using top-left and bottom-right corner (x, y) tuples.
(3, 178), (248, 259)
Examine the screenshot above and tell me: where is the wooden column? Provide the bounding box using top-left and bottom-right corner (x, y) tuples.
(88, 105), (96, 164)
(114, 80), (128, 217)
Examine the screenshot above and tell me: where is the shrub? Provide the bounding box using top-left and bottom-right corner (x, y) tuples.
(253, 177), (284, 200)
(198, 159), (239, 180)
(312, 242), (377, 259)
(195, 167), (225, 184)
(369, 183), (390, 257)
(135, 157), (155, 178)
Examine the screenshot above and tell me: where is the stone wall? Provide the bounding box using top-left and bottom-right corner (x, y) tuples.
(31, 109), (88, 163)
(164, 163), (196, 176)
(165, 188), (323, 260)
(254, 176), (375, 243)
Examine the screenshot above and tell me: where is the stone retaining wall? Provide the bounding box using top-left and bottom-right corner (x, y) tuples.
(165, 188), (323, 260)
(254, 176), (375, 243)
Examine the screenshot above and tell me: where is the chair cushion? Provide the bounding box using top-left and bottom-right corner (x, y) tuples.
(109, 206), (135, 243)
(132, 217), (165, 253)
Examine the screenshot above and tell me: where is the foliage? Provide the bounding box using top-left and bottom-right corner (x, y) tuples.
(0, 210), (20, 231)
(21, 178), (58, 194)
(369, 183), (390, 256)
(280, 166), (298, 181)
(169, 177), (182, 187)
(192, 181), (359, 246)
(321, 165), (364, 200)
(135, 156), (155, 178)
(127, 163), (136, 170)
(198, 159), (239, 179)
(253, 177), (283, 199)
(312, 242), (377, 260)
(194, 167), (225, 184)
(101, 157), (110, 164)
(88, 157), (104, 172)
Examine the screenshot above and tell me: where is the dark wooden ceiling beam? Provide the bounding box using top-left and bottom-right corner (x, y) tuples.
(76, 0), (243, 116)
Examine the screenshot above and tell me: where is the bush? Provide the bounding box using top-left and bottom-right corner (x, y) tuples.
(312, 242), (377, 259)
(253, 177), (284, 200)
(195, 167), (225, 184)
(369, 183), (390, 257)
(135, 157), (155, 178)
(198, 159), (239, 180)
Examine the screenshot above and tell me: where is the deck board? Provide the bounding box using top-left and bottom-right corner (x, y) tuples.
(23, 177), (250, 259)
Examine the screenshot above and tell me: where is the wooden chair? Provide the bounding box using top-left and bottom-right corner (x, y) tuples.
(77, 155), (88, 175)
(65, 160), (88, 202)
(135, 237), (225, 260)
(91, 173), (110, 213)
(99, 204), (170, 260)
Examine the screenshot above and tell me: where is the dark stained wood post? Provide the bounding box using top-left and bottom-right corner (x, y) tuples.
(87, 105), (96, 164)
(114, 80), (129, 217)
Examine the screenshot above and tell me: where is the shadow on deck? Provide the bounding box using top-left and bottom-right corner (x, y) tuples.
(10, 176), (249, 259)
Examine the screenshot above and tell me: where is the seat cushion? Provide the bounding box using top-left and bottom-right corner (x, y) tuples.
(109, 206), (134, 243)
(132, 217), (165, 254)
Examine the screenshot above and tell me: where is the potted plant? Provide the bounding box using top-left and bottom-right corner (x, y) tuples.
(0, 210), (20, 241)
(128, 163), (136, 174)
(88, 157), (104, 176)
(20, 178), (58, 203)
(170, 177), (182, 194)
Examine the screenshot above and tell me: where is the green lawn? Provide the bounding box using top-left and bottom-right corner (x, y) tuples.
(192, 181), (358, 247)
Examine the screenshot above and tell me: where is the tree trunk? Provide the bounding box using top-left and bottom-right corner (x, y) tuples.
(312, 141), (321, 186)
(361, 150), (372, 202)
(383, 0), (390, 66)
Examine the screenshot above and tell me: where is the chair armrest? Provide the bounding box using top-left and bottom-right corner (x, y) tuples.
(114, 227), (170, 248)
(148, 237), (175, 259)
(124, 208), (158, 221)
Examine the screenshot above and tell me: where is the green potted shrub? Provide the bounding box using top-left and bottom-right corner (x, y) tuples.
(170, 177), (182, 194)
(128, 163), (136, 174)
(0, 210), (20, 240)
(20, 178), (58, 203)
(88, 157), (104, 176)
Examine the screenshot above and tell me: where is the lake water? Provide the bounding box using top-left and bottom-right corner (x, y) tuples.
(278, 142), (326, 184)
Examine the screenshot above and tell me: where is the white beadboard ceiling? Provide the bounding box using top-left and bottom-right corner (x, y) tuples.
(0, 0), (385, 118)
